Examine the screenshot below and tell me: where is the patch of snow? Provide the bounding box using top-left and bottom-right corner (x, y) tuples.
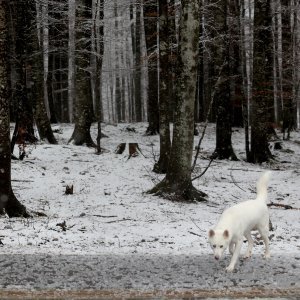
(1, 123), (299, 261)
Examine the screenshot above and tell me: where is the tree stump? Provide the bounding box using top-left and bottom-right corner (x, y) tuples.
(114, 143), (142, 159)
(65, 185), (73, 195)
(115, 143), (126, 154)
(129, 143), (139, 158)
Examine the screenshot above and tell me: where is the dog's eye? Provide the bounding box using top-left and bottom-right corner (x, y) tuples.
(220, 245), (223, 248)
(213, 245), (216, 248)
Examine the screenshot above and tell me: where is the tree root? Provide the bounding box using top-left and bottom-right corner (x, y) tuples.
(211, 149), (238, 161)
(2, 189), (30, 218)
(148, 179), (207, 202)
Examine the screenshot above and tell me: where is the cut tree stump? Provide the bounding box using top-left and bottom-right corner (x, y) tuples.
(114, 143), (143, 159)
(129, 143), (139, 158)
(115, 143), (126, 154)
(65, 185), (74, 195)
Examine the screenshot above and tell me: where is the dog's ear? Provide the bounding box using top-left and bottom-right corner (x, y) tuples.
(209, 229), (215, 238)
(223, 230), (229, 239)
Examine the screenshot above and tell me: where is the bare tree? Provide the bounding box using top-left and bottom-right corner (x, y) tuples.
(212, 0), (237, 160)
(144, 0), (159, 135)
(92, 0), (104, 153)
(281, 0), (296, 139)
(153, 0), (171, 174)
(69, 0), (96, 147)
(293, 0), (300, 128)
(149, 0), (207, 202)
(68, 0), (76, 123)
(249, 0), (274, 163)
(0, 0), (29, 217)
(47, 0), (69, 122)
(9, 0), (37, 154)
(30, 0), (57, 144)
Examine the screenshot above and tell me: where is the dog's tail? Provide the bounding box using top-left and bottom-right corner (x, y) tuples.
(256, 171), (271, 202)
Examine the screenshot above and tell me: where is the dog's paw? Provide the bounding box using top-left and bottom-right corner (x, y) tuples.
(263, 252), (271, 259)
(243, 253), (252, 259)
(225, 265), (234, 272)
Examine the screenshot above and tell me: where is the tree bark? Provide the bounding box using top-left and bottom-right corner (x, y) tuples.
(69, 0), (96, 147)
(249, 0), (274, 163)
(134, 0), (142, 122)
(229, 0), (244, 127)
(68, 0), (76, 123)
(149, 0), (207, 202)
(9, 1), (37, 153)
(281, 0), (295, 139)
(212, 0), (237, 161)
(153, 0), (171, 174)
(28, 0), (57, 144)
(48, 0), (69, 122)
(294, 1), (300, 128)
(144, 0), (159, 135)
(93, 0), (104, 154)
(0, 0), (29, 217)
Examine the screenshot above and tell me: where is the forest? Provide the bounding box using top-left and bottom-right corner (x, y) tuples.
(1, 0), (300, 214)
(0, 1), (299, 298)
(0, 1), (299, 213)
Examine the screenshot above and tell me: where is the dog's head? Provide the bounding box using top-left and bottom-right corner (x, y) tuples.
(208, 229), (230, 260)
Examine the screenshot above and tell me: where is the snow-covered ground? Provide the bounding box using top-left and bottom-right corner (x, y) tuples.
(0, 123), (299, 298)
(2, 123), (299, 259)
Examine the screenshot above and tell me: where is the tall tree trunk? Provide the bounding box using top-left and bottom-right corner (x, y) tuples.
(197, 0), (208, 122)
(281, 0), (296, 139)
(249, 0), (274, 163)
(144, 0), (159, 135)
(0, 0), (28, 217)
(212, 0), (237, 161)
(149, 0), (207, 202)
(9, 0), (37, 154)
(93, 0), (104, 154)
(272, 0), (282, 124)
(114, 0), (122, 122)
(134, 0), (142, 122)
(69, 0), (96, 147)
(48, 0), (69, 123)
(240, 0), (250, 160)
(68, 0), (76, 123)
(47, 53), (58, 123)
(230, 0), (244, 127)
(293, 0), (300, 128)
(28, 0), (57, 144)
(153, 0), (171, 174)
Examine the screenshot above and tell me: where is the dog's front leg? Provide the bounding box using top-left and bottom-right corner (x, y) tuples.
(243, 231), (253, 259)
(226, 240), (243, 272)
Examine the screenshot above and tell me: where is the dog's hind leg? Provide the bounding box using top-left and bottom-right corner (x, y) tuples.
(259, 227), (270, 259)
(226, 240), (243, 272)
(243, 231), (254, 259)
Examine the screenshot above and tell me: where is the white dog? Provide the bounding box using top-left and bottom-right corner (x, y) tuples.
(208, 171), (271, 272)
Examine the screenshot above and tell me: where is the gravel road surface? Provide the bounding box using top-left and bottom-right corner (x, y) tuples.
(0, 253), (299, 299)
